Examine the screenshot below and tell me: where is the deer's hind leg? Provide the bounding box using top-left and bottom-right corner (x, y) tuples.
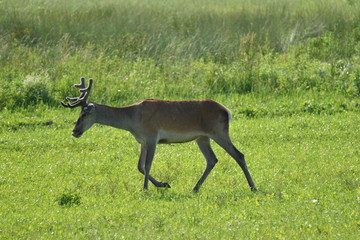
(193, 136), (218, 192)
(212, 131), (257, 191)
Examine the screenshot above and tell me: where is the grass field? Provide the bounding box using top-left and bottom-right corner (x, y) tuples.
(1, 108), (359, 239)
(1, 0), (359, 239)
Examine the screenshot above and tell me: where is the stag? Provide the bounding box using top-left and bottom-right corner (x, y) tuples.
(61, 77), (257, 192)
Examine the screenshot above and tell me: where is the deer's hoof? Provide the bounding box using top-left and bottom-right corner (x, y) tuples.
(160, 182), (171, 188)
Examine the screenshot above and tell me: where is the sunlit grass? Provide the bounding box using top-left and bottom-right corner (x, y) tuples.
(0, 108), (358, 239)
(0, 0), (359, 238)
(1, 0), (360, 109)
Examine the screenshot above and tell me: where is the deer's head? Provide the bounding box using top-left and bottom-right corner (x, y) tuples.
(61, 77), (96, 138)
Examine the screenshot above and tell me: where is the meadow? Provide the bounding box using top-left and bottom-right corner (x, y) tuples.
(1, 108), (359, 239)
(0, 0), (359, 239)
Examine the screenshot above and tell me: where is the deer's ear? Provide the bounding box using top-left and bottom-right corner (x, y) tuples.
(84, 103), (95, 113)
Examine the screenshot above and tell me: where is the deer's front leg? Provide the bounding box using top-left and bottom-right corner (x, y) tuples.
(138, 143), (170, 190)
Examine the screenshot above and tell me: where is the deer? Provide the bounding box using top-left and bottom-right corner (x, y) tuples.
(61, 77), (257, 192)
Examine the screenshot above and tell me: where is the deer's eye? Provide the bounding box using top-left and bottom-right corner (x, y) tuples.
(79, 112), (88, 119)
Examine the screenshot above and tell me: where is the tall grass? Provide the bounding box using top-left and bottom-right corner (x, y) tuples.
(0, 0), (360, 109)
(2, 0), (360, 58)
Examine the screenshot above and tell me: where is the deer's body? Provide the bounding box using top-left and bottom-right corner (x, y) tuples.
(62, 78), (257, 192)
(88, 99), (230, 144)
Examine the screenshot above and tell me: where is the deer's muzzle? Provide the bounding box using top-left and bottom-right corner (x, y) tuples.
(72, 130), (83, 138)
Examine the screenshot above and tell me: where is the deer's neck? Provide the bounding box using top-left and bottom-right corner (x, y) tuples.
(94, 103), (134, 132)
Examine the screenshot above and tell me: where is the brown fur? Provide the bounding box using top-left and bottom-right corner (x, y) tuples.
(62, 79), (256, 192)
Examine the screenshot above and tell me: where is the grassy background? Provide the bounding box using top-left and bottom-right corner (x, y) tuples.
(0, 0), (359, 110)
(0, 0), (359, 239)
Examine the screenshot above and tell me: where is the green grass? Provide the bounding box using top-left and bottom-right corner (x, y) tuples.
(0, 0), (360, 110)
(1, 0), (360, 58)
(1, 0), (360, 238)
(0, 108), (359, 239)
